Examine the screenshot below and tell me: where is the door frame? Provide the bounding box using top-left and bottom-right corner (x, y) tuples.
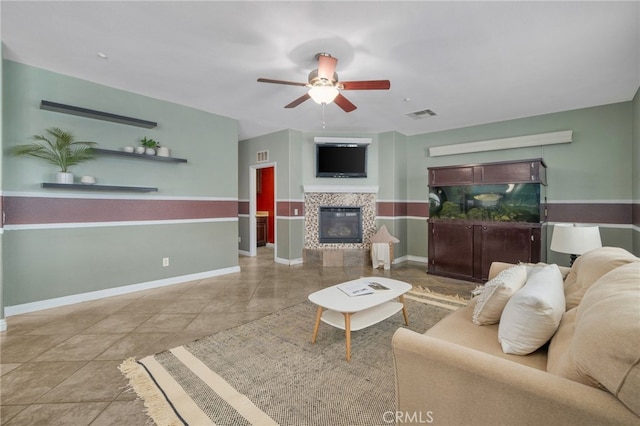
(249, 162), (277, 258)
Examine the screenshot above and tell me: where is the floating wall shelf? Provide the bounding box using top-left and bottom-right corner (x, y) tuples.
(40, 100), (157, 128)
(94, 148), (187, 163)
(42, 183), (158, 193)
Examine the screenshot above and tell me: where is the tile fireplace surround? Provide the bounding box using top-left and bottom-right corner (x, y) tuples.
(303, 185), (378, 267)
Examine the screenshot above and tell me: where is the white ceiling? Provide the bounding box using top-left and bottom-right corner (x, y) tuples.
(2, 1), (639, 141)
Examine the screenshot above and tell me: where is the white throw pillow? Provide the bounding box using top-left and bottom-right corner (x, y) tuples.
(472, 265), (527, 325)
(498, 264), (566, 355)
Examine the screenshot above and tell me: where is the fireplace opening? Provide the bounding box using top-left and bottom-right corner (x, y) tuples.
(319, 206), (363, 244)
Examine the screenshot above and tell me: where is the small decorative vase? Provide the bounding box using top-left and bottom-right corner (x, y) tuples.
(135, 146), (146, 154)
(145, 148), (156, 155)
(157, 146), (170, 157)
(123, 146), (134, 153)
(56, 171), (74, 184)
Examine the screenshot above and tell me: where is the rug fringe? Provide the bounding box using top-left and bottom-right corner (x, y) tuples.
(119, 358), (184, 426)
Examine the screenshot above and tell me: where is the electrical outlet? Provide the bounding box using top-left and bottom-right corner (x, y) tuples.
(294, 208), (298, 215)
(162, 257), (169, 267)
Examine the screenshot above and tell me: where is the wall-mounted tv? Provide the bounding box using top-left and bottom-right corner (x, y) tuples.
(316, 144), (368, 178)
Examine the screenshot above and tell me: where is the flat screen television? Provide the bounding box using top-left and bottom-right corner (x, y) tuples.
(316, 144), (367, 178)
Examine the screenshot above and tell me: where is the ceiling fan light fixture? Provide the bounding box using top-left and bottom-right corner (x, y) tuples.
(308, 85), (339, 104)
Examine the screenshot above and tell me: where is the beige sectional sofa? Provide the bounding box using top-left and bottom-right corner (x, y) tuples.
(392, 247), (640, 425)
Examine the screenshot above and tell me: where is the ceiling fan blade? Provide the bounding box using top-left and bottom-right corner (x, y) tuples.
(258, 78), (307, 87)
(341, 80), (391, 90)
(334, 93), (357, 112)
(284, 93), (311, 108)
(317, 55), (338, 81)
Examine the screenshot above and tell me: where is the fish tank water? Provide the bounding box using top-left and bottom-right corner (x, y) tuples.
(429, 183), (543, 223)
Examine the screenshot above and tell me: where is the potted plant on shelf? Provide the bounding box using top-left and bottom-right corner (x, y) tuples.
(10, 127), (97, 184)
(140, 136), (159, 155)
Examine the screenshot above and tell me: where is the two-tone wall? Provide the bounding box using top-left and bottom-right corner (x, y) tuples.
(410, 100), (636, 265)
(2, 61), (239, 315)
(239, 96), (638, 266)
(238, 129), (306, 263)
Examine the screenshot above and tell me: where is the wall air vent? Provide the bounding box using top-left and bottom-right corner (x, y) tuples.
(257, 150), (269, 163)
(406, 109), (437, 120)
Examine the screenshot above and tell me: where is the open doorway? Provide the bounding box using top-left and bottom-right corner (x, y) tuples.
(249, 163), (276, 257)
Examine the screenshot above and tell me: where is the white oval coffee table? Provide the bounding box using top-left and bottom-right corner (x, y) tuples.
(308, 277), (411, 361)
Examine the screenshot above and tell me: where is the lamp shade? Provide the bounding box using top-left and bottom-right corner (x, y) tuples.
(308, 86), (339, 104)
(550, 224), (602, 255)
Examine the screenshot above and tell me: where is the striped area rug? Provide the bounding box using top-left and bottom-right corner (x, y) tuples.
(120, 297), (460, 426)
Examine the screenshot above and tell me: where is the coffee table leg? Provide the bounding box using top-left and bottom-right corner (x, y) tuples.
(311, 306), (323, 344)
(343, 313), (352, 361)
(399, 295), (409, 326)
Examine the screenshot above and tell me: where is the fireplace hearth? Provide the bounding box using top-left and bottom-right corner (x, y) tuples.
(319, 206), (363, 244)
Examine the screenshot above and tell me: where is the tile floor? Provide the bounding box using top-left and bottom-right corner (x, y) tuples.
(0, 247), (476, 425)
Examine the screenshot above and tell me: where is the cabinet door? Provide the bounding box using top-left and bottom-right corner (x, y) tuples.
(477, 225), (535, 280)
(429, 222), (474, 279)
(480, 161), (541, 184)
(429, 167), (474, 186)
(257, 218), (267, 247)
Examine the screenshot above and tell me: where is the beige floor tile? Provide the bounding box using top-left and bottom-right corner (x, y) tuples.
(1, 362), (86, 405)
(2, 402), (108, 426)
(0, 335), (72, 363)
(25, 314), (108, 336)
(132, 313), (198, 334)
(81, 313), (154, 334)
(0, 364), (21, 377)
(0, 247), (477, 425)
(32, 334), (127, 362)
(89, 400), (149, 426)
(160, 297), (211, 314)
(36, 361), (125, 403)
(93, 333), (171, 361)
(0, 405), (27, 425)
(112, 298), (173, 314)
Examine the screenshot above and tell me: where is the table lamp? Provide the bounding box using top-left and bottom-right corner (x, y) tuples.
(550, 223), (602, 266)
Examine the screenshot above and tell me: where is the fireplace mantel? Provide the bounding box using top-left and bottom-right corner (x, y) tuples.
(303, 185), (379, 194)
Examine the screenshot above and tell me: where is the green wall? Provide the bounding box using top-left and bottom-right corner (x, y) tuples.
(238, 129), (308, 262)
(377, 131), (410, 259)
(239, 99), (638, 265)
(2, 61), (239, 308)
(408, 101), (635, 261)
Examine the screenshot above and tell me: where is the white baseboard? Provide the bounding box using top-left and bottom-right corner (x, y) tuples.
(275, 257), (303, 265)
(4, 266), (241, 317)
(0, 319), (6, 332)
(406, 255), (429, 264)
(238, 250), (251, 257)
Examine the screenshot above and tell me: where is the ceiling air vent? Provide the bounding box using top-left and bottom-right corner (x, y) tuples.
(406, 109), (437, 120)
(257, 150), (269, 163)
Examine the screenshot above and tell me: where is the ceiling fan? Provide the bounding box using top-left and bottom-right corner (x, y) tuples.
(257, 53), (390, 112)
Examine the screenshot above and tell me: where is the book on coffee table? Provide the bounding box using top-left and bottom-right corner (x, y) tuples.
(338, 281), (390, 296)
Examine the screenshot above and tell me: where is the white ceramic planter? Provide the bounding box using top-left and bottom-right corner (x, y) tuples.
(135, 146), (146, 154)
(56, 171), (74, 184)
(145, 148), (156, 155)
(157, 146), (170, 157)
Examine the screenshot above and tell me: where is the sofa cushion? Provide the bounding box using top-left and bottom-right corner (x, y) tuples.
(562, 246), (639, 310)
(547, 261), (640, 417)
(472, 265), (527, 325)
(546, 307), (577, 374)
(498, 264), (565, 355)
(426, 300), (548, 370)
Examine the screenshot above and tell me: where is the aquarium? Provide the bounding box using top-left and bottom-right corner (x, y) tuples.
(429, 183), (543, 223)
